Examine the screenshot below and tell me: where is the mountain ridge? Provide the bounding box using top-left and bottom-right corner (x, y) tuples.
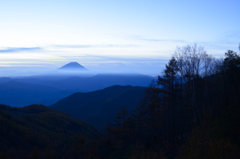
(50, 85), (147, 131)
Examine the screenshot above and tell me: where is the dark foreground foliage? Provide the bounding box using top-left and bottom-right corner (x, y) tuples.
(0, 104), (101, 159)
(101, 45), (240, 159)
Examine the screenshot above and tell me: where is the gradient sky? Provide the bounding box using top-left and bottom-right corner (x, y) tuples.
(0, 0), (240, 76)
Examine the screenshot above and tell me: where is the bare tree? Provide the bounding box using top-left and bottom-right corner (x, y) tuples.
(173, 44), (211, 125)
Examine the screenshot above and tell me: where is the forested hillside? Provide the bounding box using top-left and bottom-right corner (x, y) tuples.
(97, 44), (240, 158)
(50, 85), (146, 131)
(0, 104), (101, 159)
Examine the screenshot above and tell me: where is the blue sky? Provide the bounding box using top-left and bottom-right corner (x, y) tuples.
(0, 0), (240, 76)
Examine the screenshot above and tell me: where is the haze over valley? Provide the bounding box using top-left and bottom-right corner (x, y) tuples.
(0, 61), (155, 107)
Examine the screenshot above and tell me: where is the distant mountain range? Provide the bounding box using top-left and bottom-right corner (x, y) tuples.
(0, 72), (155, 107)
(0, 79), (73, 107)
(50, 85), (146, 131)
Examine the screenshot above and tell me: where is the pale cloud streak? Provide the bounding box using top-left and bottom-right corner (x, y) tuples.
(130, 35), (187, 43)
(52, 44), (138, 49)
(0, 43), (138, 54)
(0, 47), (42, 53)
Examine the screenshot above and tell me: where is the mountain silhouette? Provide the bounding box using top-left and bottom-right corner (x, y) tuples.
(58, 62), (88, 71)
(50, 85), (146, 131)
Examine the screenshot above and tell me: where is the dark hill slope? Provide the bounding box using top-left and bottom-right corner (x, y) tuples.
(50, 85), (146, 131)
(0, 104), (101, 158)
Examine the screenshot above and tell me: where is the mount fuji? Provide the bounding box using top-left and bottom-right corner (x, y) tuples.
(58, 62), (88, 71)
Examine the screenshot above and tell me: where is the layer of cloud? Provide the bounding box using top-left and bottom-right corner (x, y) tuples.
(130, 35), (187, 43)
(142, 38), (187, 43)
(60, 54), (169, 63)
(0, 43), (137, 54)
(52, 44), (137, 49)
(0, 47), (42, 53)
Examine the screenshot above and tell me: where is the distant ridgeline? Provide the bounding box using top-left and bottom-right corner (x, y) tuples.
(0, 73), (155, 107)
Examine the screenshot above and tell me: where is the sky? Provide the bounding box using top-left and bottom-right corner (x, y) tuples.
(0, 0), (240, 76)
